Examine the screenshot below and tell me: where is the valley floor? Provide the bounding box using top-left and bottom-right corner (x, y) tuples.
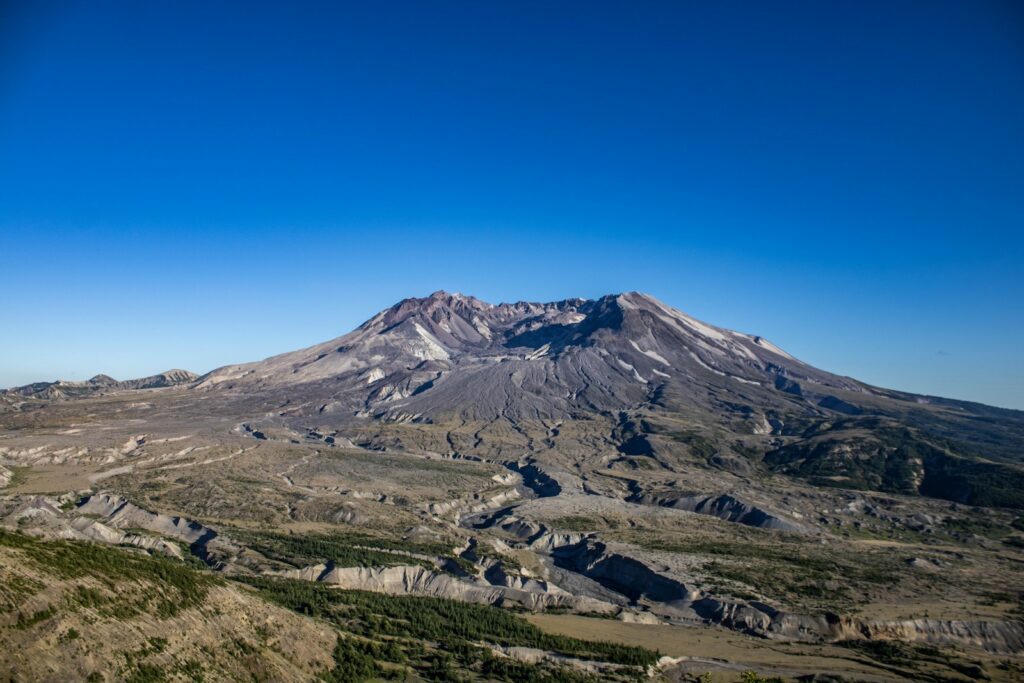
(1, 387), (1022, 681)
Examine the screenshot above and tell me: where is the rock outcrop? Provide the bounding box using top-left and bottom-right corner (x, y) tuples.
(279, 562), (617, 613)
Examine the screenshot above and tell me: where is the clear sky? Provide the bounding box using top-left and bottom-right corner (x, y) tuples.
(1, 1), (1022, 408)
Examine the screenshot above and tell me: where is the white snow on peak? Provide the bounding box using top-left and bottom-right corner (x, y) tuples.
(652, 368), (671, 378)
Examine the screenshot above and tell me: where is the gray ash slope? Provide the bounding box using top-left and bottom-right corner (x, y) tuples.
(197, 291), (1024, 510)
(198, 290), (859, 414)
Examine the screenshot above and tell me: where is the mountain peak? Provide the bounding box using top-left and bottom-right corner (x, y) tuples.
(426, 289), (470, 301)
(195, 290), (861, 421)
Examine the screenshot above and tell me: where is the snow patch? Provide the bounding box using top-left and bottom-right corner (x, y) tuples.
(629, 340), (670, 366)
(687, 351), (726, 377)
(616, 358), (648, 384)
(647, 299), (728, 342)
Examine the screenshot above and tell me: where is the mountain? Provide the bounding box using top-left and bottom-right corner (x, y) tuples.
(195, 291), (1024, 509)
(198, 291), (858, 417)
(6, 292), (1022, 510)
(2, 369), (198, 402)
(3, 291), (1024, 680)
(198, 291), (856, 399)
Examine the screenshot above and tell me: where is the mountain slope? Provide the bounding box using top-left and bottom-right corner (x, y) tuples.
(191, 291), (1023, 509)
(197, 290), (861, 417)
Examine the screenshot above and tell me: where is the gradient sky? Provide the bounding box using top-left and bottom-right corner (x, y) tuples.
(1, 1), (1022, 408)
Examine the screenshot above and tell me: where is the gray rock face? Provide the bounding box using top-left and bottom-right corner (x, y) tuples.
(73, 493), (243, 568)
(628, 492), (809, 533)
(831, 616), (1024, 654)
(280, 563), (615, 613)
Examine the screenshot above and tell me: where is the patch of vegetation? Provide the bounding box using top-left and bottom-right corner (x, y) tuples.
(730, 441), (763, 460)
(229, 529), (441, 570)
(473, 547), (524, 573)
(446, 555), (479, 575)
(839, 639), (989, 682)
(0, 529), (219, 619)
(666, 430), (718, 460)
(921, 452), (1024, 510)
(174, 660), (205, 681)
(996, 659), (1024, 677)
(5, 465), (30, 488)
(124, 663), (167, 683)
(240, 576), (657, 680)
(765, 429), (922, 495)
(626, 534), (901, 608)
(324, 636), (383, 682)
(999, 536), (1024, 549)
(941, 515), (1012, 541)
(765, 421), (1024, 509)
(115, 637), (178, 683)
(737, 672), (785, 683)
(551, 515), (598, 532)
(15, 604), (57, 629)
(0, 568), (43, 609)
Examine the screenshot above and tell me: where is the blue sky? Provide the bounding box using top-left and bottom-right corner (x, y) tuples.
(1, 1), (1022, 408)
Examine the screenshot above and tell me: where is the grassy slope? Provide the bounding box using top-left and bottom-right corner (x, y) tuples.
(0, 530), (659, 682)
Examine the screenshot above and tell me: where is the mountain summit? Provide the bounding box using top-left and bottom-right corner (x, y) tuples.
(198, 291), (856, 419)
